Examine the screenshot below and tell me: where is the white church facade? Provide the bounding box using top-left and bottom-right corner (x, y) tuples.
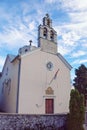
(0, 14), (72, 114)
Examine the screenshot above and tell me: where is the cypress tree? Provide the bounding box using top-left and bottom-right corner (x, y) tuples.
(73, 64), (87, 105)
(67, 89), (85, 130)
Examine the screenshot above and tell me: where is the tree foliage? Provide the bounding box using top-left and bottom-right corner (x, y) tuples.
(73, 64), (87, 104)
(67, 89), (85, 130)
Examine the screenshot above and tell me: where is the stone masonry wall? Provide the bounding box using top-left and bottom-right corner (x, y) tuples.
(0, 114), (67, 130)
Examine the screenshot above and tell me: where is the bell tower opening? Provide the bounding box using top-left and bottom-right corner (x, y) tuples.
(50, 30), (54, 41)
(47, 19), (50, 26)
(38, 14), (57, 54)
(43, 27), (47, 38)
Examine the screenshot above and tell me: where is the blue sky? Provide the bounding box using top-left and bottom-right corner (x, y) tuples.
(0, 0), (87, 82)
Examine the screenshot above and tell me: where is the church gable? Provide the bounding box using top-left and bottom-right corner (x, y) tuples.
(1, 55), (15, 76)
(19, 49), (71, 114)
(57, 53), (72, 70)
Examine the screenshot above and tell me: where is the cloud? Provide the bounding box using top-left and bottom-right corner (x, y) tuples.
(56, 23), (81, 55)
(69, 12), (87, 23)
(62, 31), (80, 46)
(72, 50), (86, 58)
(58, 43), (71, 55)
(0, 10), (37, 50)
(55, 8), (87, 55)
(72, 59), (87, 65)
(45, 0), (87, 12)
(0, 27), (37, 49)
(0, 27), (26, 47)
(44, 0), (57, 3)
(0, 56), (5, 72)
(61, 0), (87, 12)
(29, 21), (36, 31)
(82, 43), (87, 48)
(79, 59), (87, 64)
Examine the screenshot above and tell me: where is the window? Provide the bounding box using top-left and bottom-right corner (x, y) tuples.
(2, 78), (11, 95)
(43, 27), (47, 38)
(6, 67), (8, 75)
(45, 99), (54, 114)
(50, 30), (54, 41)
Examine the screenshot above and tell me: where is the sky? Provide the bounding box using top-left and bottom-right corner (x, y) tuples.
(0, 0), (87, 83)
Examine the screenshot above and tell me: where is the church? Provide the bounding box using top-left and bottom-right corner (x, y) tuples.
(0, 14), (72, 114)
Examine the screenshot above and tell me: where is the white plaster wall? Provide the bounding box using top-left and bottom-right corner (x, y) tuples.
(0, 57), (19, 113)
(18, 49), (71, 114)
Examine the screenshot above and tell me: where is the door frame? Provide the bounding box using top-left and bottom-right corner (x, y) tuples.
(45, 98), (54, 114)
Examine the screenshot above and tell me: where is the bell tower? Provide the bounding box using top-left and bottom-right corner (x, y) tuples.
(38, 14), (57, 54)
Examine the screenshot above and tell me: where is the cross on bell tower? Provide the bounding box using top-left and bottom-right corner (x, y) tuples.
(38, 14), (57, 54)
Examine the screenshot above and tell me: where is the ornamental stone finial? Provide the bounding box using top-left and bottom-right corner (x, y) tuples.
(46, 13), (49, 18)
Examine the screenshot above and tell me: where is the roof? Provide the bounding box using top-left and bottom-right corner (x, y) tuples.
(20, 47), (72, 70)
(8, 54), (16, 62)
(1, 54), (16, 74)
(57, 53), (72, 70)
(1, 46), (72, 76)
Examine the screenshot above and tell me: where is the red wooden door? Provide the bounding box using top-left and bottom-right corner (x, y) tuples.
(45, 99), (54, 114)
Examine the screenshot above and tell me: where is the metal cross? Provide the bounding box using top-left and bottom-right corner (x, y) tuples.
(29, 40), (32, 46)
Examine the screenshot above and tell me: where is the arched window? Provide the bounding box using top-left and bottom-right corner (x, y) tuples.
(43, 27), (47, 38)
(50, 30), (54, 41)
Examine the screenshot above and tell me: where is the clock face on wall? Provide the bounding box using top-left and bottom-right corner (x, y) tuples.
(46, 61), (53, 71)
